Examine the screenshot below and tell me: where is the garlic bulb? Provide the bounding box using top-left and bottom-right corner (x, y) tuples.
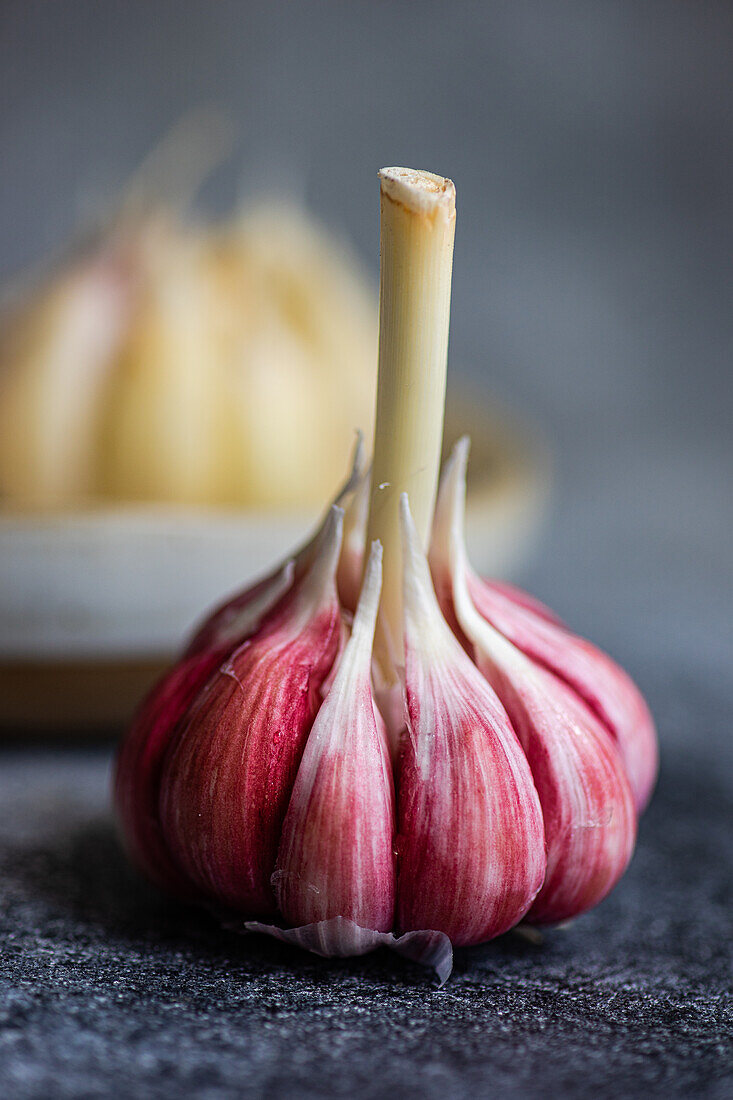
(115, 168), (657, 982)
(0, 205), (376, 510)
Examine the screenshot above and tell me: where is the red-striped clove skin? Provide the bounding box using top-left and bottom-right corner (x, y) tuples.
(468, 576), (658, 813)
(275, 541), (395, 930)
(397, 495), (546, 945)
(158, 508), (344, 915)
(115, 646), (231, 894)
(478, 580), (564, 626)
(114, 440), (365, 895)
(431, 438), (658, 813)
(431, 442), (639, 922)
(481, 653), (636, 924)
(114, 559), (293, 893)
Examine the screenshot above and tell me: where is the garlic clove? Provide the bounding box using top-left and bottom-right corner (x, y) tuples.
(235, 205), (378, 485)
(497, 659), (637, 925)
(158, 508), (344, 915)
(183, 561), (296, 659)
(114, 645), (227, 894)
(115, 441), (365, 897)
(396, 495), (546, 945)
(461, 629), (637, 924)
(432, 438), (658, 812)
(113, 556), (293, 894)
(222, 310), (335, 506)
(274, 541), (395, 930)
(433, 442), (638, 923)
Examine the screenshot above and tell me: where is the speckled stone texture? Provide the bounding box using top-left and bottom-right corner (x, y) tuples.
(0, 741), (731, 1100)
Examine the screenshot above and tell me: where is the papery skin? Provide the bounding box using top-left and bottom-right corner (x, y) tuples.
(397, 496), (547, 945)
(158, 509), (344, 915)
(431, 438), (658, 813)
(114, 558), (293, 893)
(464, 635), (636, 924)
(467, 576), (657, 813)
(244, 917), (453, 986)
(275, 541), (395, 931)
(480, 580), (563, 626)
(114, 444), (365, 895)
(115, 646), (229, 893)
(434, 441), (638, 922)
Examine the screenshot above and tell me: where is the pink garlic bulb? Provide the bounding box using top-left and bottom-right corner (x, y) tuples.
(114, 166), (656, 983)
(114, 449), (653, 981)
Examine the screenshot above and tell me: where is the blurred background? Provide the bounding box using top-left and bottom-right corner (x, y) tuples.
(0, 5), (732, 1096)
(0, 0), (731, 768)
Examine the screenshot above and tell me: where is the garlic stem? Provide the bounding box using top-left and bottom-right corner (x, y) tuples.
(366, 167), (456, 668)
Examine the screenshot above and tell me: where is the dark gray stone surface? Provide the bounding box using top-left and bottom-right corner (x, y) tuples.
(0, 744), (731, 1100)
(1, 1), (732, 1096)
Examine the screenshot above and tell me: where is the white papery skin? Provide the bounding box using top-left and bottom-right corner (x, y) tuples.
(396, 496), (547, 945)
(434, 443), (637, 923)
(274, 541), (395, 931)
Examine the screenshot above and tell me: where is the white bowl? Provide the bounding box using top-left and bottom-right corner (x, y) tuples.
(0, 394), (549, 728)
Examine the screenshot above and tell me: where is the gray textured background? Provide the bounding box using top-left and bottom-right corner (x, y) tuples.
(1, 2), (731, 1096)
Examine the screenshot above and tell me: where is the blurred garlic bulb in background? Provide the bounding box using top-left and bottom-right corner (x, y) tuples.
(0, 202), (377, 511)
(209, 206), (376, 507)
